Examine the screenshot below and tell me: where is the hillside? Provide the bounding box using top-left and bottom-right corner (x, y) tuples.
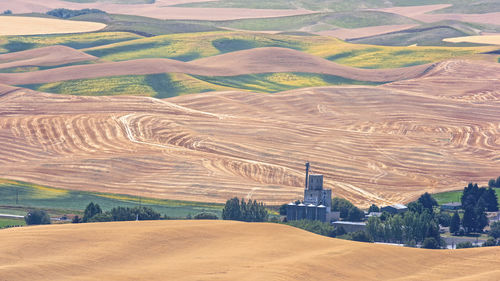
(0, 16), (106, 35)
(1, 59), (500, 206)
(0, 220), (499, 280)
(0, 47), (434, 85)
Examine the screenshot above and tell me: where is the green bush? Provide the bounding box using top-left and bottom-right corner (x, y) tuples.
(422, 237), (439, 249)
(25, 210), (51, 225)
(456, 241), (475, 249)
(286, 219), (337, 237)
(193, 212), (218, 220)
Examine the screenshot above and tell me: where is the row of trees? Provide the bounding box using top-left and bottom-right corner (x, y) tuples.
(462, 183), (498, 212)
(488, 176), (500, 188)
(76, 202), (162, 223)
(222, 197), (268, 222)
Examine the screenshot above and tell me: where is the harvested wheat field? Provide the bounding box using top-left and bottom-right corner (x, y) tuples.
(0, 16), (105, 36)
(1, 220), (499, 281)
(443, 35), (500, 45)
(0, 46), (97, 70)
(1, 59), (500, 206)
(0, 47), (432, 85)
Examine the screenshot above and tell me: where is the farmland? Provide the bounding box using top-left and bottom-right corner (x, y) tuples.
(0, 16), (106, 35)
(432, 188), (500, 205)
(1, 220), (500, 280)
(0, 179), (223, 218)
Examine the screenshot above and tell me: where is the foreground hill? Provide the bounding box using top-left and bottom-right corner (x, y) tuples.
(0, 220), (499, 280)
(1, 59), (499, 206)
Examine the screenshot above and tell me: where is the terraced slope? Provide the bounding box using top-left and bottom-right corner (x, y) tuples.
(0, 45), (97, 70)
(1, 59), (500, 206)
(0, 48), (434, 85)
(1, 220), (500, 281)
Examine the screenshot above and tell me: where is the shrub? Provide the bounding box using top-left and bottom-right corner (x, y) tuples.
(482, 237), (497, 247)
(25, 210), (51, 225)
(193, 212), (218, 220)
(456, 241), (474, 249)
(348, 231), (372, 242)
(490, 221), (500, 239)
(422, 237), (439, 249)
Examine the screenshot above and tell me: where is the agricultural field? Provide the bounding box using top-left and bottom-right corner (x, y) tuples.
(0, 218), (25, 228)
(0, 16), (105, 36)
(432, 188), (500, 205)
(0, 179), (223, 218)
(1, 220), (500, 280)
(82, 31), (489, 69)
(21, 73), (233, 97)
(0, 31), (142, 53)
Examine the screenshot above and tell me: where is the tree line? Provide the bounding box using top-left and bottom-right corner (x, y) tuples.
(222, 197), (268, 222)
(46, 8), (106, 19)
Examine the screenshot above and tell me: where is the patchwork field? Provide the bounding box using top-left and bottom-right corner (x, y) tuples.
(1, 58), (500, 206)
(0, 179), (223, 218)
(0, 16), (106, 35)
(1, 220), (500, 280)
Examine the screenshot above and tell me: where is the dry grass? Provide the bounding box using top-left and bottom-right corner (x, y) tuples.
(0, 59), (500, 206)
(0, 16), (106, 36)
(0, 220), (500, 280)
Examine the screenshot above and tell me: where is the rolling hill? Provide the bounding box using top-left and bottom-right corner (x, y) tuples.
(0, 220), (499, 280)
(1, 58), (499, 206)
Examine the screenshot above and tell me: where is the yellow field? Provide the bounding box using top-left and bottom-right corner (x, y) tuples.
(0, 220), (499, 280)
(443, 35), (500, 45)
(0, 16), (106, 36)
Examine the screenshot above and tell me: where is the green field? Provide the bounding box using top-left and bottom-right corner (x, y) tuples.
(194, 72), (381, 92)
(21, 73), (234, 97)
(432, 188), (500, 205)
(0, 218), (26, 228)
(20, 72), (382, 97)
(0, 32), (142, 53)
(0, 179), (223, 218)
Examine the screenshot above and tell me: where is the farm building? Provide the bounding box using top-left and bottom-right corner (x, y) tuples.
(440, 202), (461, 211)
(381, 204), (408, 214)
(287, 162), (338, 223)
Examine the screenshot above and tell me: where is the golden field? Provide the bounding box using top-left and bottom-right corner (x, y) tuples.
(0, 220), (499, 281)
(0, 16), (106, 35)
(1, 58), (500, 206)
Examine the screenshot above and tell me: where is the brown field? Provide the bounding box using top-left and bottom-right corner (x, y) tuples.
(374, 4), (500, 26)
(0, 16), (106, 36)
(0, 59), (499, 206)
(1, 220), (500, 281)
(0, 46), (97, 70)
(443, 35), (500, 45)
(316, 24), (418, 40)
(0, 47), (432, 85)
(0, 0), (313, 21)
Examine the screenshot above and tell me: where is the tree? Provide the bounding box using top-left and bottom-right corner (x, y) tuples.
(331, 197), (355, 219)
(347, 207), (365, 222)
(450, 211), (460, 234)
(348, 231), (372, 242)
(279, 203), (287, 215)
(483, 187), (498, 212)
(368, 204), (379, 213)
(25, 210), (51, 225)
(222, 197), (241, 220)
(489, 221), (500, 239)
(418, 192), (438, 213)
(488, 179), (497, 188)
(422, 237), (439, 249)
(83, 202), (102, 222)
(437, 212), (451, 227)
(194, 212), (218, 220)
(72, 215), (81, 223)
(3, 10), (12, 14)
